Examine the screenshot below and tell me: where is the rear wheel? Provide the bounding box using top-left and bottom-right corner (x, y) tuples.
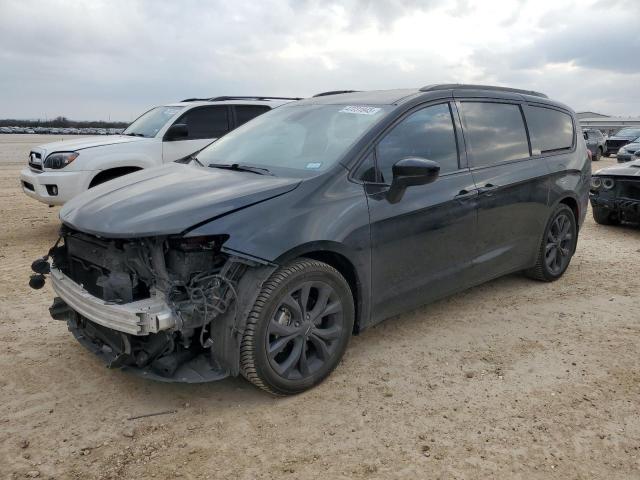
(526, 204), (577, 282)
(592, 206), (620, 225)
(240, 258), (354, 395)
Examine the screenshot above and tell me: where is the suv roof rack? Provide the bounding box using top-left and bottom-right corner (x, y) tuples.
(313, 90), (360, 97)
(180, 96), (303, 102)
(419, 84), (549, 99)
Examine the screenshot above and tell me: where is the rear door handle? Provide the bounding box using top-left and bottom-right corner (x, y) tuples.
(455, 188), (478, 199)
(477, 183), (499, 195)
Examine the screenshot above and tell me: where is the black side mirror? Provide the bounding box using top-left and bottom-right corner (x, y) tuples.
(165, 123), (188, 141)
(387, 157), (440, 204)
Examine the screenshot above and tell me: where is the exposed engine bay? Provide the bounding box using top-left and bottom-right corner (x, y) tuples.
(31, 226), (275, 382)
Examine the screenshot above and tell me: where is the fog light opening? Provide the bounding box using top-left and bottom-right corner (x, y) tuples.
(45, 184), (58, 196)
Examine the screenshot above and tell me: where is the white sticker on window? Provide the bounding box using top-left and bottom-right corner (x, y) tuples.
(306, 162), (322, 169)
(339, 106), (381, 116)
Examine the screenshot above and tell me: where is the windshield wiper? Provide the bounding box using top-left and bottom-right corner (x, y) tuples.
(123, 132), (145, 137)
(208, 163), (273, 175)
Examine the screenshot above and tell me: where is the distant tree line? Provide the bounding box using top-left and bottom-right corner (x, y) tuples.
(0, 116), (128, 128)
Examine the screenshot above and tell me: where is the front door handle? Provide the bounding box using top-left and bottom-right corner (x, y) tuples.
(477, 183), (499, 195)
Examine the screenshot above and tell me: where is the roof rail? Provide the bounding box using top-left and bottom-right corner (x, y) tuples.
(419, 84), (549, 99)
(208, 96), (302, 101)
(313, 90), (360, 97)
(179, 96), (302, 102)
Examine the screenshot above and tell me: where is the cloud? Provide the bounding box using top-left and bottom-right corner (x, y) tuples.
(0, 0), (638, 120)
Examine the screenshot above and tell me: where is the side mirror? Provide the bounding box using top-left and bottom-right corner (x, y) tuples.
(387, 157), (440, 204)
(165, 123), (188, 141)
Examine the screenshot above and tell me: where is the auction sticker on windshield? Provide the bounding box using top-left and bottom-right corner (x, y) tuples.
(340, 106), (381, 115)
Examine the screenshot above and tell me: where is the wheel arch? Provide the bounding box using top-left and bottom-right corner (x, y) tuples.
(274, 241), (366, 334)
(89, 166), (143, 188)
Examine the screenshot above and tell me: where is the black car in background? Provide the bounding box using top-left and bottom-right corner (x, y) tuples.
(32, 85), (590, 395)
(605, 127), (640, 156)
(583, 129), (606, 161)
(590, 159), (640, 225)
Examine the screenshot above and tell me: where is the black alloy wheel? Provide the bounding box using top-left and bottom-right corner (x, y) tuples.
(240, 259), (354, 395)
(526, 204), (577, 281)
(544, 212), (574, 276)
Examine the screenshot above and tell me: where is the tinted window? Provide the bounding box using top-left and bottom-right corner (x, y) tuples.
(178, 106), (229, 140)
(376, 103), (458, 183)
(235, 105), (271, 127)
(460, 102), (529, 167)
(527, 106), (574, 154)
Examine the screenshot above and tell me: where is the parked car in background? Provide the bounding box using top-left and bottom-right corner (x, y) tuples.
(19, 96), (298, 205)
(615, 136), (640, 163)
(31, 85), (589, 395)
(605, 127), (640, 156)
(583, 129), (606, 160)
(590, 159), (640, 225)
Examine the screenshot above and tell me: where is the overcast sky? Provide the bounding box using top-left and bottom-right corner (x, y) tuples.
(1, 0), (639, 121)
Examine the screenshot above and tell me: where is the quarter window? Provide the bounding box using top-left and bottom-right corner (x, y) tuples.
(526, 106), (574, 154)
(376, 103), (459, 183)
(460, 102), (530, 167)
(176, 106), (229, 140)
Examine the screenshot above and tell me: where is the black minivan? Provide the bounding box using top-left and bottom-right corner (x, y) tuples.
(34, 84), (590, 395)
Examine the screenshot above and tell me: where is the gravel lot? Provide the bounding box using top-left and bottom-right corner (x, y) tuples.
(1, 134), (639, 479)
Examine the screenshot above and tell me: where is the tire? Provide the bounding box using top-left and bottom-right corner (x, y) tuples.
(526, 204), (577, 282)
(594, 147), (602, 161)
(240, 258), (354, 395)
(592, 206), (620, 226)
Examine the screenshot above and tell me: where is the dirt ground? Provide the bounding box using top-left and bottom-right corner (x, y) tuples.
(1, 134), (639, 479)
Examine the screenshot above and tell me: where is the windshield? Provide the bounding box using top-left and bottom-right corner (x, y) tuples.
(123, 106), (185, 138)
(616, 128), (640, 137)
(196, 104), (391, 176)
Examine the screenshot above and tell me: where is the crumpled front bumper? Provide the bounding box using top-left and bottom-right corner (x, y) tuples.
(50, 267), (177, 335)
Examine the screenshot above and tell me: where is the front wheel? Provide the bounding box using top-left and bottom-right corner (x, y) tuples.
(526, 204), (577, 282)
(240, 258), (354, 395)
(594, 147), (602, 161)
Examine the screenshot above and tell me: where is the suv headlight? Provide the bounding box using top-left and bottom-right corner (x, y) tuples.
(44, 151), (79, 169)
(602, 178), (615, 190)
(618, 147), (625, 153)
(590, 177), (602, 189)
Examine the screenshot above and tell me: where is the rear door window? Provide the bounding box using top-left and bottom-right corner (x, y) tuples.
(376, 103), (459, 183)
(459, 102), (530, 167)
(526, 106), (574, 154)
(234, 105), (271, 127)
(177, 106), (229, 140)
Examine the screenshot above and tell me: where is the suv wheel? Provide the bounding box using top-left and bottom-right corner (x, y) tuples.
(592, 206), (620, 226)
(526, 204), (577, 282)
(240, 258), (354, 395)
(594, 147), (602, 161)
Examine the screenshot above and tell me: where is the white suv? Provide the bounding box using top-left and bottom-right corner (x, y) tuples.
(20, 96), (297, 205)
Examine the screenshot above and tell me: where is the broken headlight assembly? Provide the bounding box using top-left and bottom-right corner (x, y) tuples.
(44, 151), (79, 169)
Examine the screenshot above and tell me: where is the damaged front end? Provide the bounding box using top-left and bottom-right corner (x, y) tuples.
(31, 226), (275, 382)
